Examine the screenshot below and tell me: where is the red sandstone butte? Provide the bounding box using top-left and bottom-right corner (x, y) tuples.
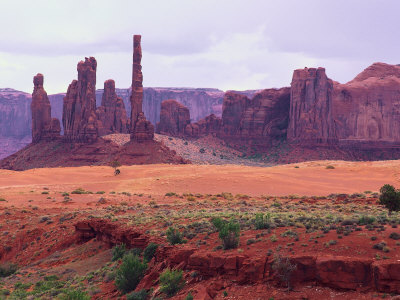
(156, 99), (191, 137)
(63, 57), (98, 143)
(287, 67), (336, 145)
(31, 73), (60, 143)
(96, 79), (129, 136)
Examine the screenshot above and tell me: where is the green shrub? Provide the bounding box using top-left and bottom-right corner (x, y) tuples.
(143, 243), (158, 261)
(199, 148), (206, 153)
(358, 215), (375, 225)
(272, 252), (297, 291)
(379, 184), (400, 215)
(389, 232), (400, 240)
(59, 289), (90, 300)
(0, 263), (17, 277)
(326, 165), (335, 169)
(185, 292), (194, 300)
(212, 217), (240, 250)
(112, 244), (126, 261)
(165, 192), (176, 197)
(166, 227), (184, 245)
(71, 188), (87, 194)
(254, 213), (271, 230)
(159, 268), (184, 297)
(126, 289), (148, 300)
(115, 253), (147, 294)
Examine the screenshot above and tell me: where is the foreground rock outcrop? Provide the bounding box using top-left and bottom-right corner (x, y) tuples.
(96, 79), (129, 136)
(31, 73), (61, 143)
(63, 57), (98, 143)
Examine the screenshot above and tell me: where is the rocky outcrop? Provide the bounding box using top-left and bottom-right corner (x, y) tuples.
(185, 114), (222, 138)
(75, 219), (149, 248)
(31, 74), (60, 143)
(130, 35), (154, 142)
(62, 57), (98, 143)
(287, 67), (336, 145)
(333, 63), (400, 147)
(218, 88), (290, 144)
(156, 100), (190, 136)
(220, 92), (249, 138)
(96, 79), (129, 136)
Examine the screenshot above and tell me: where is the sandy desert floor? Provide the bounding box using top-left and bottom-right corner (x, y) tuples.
(1, 160), (400, 204)
(1, 160), (400, 299)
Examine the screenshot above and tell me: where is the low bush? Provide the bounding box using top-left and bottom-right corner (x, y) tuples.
(59, 289), (90, 300)
(272, 252), (297, 291)
(159, 268), (184, 297)
(112, 244), (126, 261)
(166, 227), (184, 245)
(254, 213), (272, 230)
(115, 253), (147, 294)
(212, 217), (240, 250)
(0, 263), (17, 277)
(143, 243), (158, 261)
(126, 289), (148, 300)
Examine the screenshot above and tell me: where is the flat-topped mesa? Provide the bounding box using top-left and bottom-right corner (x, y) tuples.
(63, 57), (98, 143)
(130, 35), (154, 141)
(156, 100), (190, 137)
(287, 67), (336, 145)
(31, 73), (61, 143)
(97, 79), (129, 136)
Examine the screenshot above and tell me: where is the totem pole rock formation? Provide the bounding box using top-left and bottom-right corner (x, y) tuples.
(130, 35), (154, 142)
(287, 67), (336, 145)
(156, 99), (191, 136)
(96, 79), (129, 136)
(62, 57), (98, 143)
(31, 73), (60, 143)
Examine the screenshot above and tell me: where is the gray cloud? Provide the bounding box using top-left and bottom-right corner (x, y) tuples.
(0, 0), (399, 93)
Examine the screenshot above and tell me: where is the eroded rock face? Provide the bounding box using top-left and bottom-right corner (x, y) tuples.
(287, 67), (336, 144)
(31, 74), (60, 143)
(185, 114), (221, 138)
(96, 79), (129, 136)
(220, 92), (249, 138)
(62, 57), (98, 143)
(130, 35), (154, 141)
(132, 112), (154, 142)
(218, 88), (290, 143)
(156, 100), (190, 136)
(333, 63), (400, 146)
(237, 88), (290, 141)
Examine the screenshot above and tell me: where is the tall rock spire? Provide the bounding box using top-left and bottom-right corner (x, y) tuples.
(31, 73), (60, 143)
(130, 35), (154, 142)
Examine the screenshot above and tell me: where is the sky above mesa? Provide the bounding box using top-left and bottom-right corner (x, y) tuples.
(1, 0), (399, 94)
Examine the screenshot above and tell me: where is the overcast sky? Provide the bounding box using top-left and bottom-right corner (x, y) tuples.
(1, 0), (399, 94)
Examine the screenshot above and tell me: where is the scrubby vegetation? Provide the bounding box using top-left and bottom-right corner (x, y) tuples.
(212, 217), (240, 249)
(115, 253), (148, 294)
(159, 268), (184, 297)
